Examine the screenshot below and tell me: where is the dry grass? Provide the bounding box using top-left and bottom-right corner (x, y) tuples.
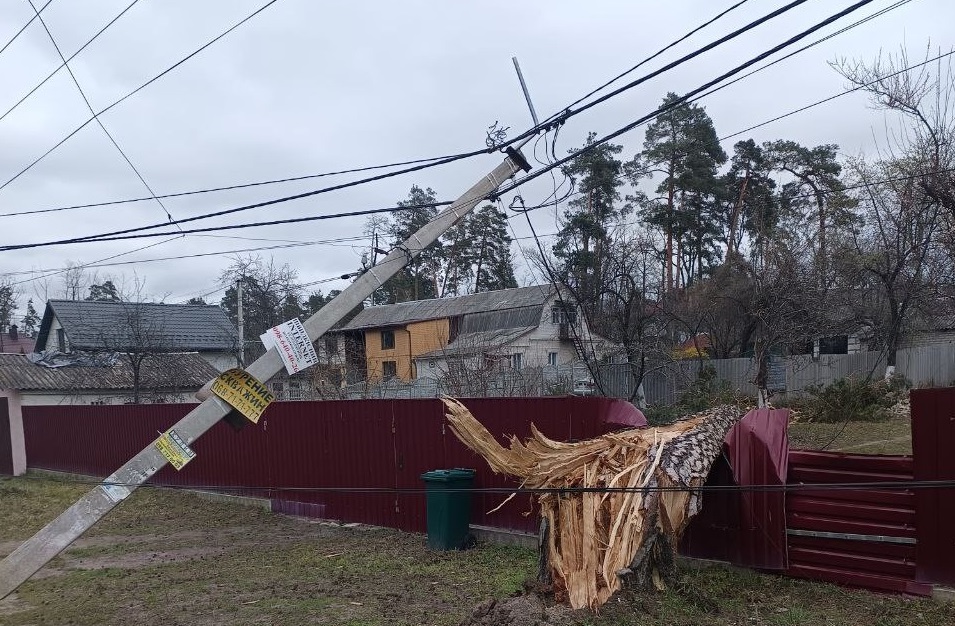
(788, 415), (912, 455)
(2, 474), (952, 625)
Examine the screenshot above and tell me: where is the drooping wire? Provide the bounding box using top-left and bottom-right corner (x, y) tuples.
(0, 0), (810, 200)
(0, 0), (907, 254)
(496, 0), (881, 198)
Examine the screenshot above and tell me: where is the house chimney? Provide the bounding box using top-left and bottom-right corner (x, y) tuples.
(9, 325), (17, 341)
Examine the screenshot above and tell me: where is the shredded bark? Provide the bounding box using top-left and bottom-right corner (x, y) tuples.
(442, 398), (742, 610)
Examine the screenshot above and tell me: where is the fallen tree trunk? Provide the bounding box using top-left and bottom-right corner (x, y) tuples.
(441, 398), (742, 610)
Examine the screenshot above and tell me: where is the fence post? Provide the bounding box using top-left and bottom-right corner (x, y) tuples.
(0, 394), (26, 476)
(911, 387), (955, 585)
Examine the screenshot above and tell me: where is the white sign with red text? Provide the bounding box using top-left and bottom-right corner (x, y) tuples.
(260, 318), (319, 374)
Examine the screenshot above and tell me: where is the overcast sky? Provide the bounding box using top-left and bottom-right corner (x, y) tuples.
(0, 0), (952, 314)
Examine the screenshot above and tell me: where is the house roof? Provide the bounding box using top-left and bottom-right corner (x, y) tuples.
(416, 326), (537, 359)
(342, 285), (556, 331)
(0, 352), (219, 392)
(0, 335), (36, 354)
(36, 300), (238, 352)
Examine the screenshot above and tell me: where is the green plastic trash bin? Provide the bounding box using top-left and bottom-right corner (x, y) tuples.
(420, 468), (475, 550)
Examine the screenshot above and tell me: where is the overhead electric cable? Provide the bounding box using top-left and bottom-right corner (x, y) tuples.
(0, 0), (283, 192)
(539, 0), (751, 124)
(0, 0), (53, 58)
(0, 0), (906, 253)
(0, 235), (366, 278)
(27, 0), (178, 227)
(0, 153), (465, 218)
(0, 202), (452, 250)
(0, 0), (140, 127)
(0, 0), (808, 203)
(495, 0), (879, 196)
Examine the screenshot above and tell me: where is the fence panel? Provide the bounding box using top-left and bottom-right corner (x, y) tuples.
(785, 450), (929, 595)
(21, 397), (627, 534)
(911, 388), (955, 585)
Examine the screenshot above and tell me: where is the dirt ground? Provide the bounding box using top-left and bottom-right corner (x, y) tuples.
(3, 474), (953, 625)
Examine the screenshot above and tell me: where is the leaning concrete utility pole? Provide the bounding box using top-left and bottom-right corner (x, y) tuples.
(236, 278), (245, 366)
(0, 146), (530, 599)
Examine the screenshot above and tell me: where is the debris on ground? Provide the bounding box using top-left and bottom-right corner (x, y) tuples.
(442, 398), (742, 610)
(458, 594), (573, 626)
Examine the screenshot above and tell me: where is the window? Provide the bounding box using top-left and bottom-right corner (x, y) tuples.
(509, 353), (523, 370)
(547, 352), (558, 366)
(382, 360), (398, 379)
(818, 335), (849, 355)
(324, 336), (338, 356)
(381, 329), (395, 350)
(56, 328), (66, 352)
(551, 305), (577, 325)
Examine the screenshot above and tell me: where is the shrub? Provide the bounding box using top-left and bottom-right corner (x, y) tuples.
(802, 374), (909, 423)
(644, 365), (750, 425)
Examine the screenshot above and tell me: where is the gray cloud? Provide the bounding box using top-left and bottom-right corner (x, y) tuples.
(0, 0), (951, 309)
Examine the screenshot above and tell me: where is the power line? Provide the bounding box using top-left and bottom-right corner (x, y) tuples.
(539, 0), (751, 126)
(0, 0), (53, 57)
(541, 0), (812, 128)
(0, 0), (283, 193)
(720, 44), (952, 142)
(496, 0), (880, 197)
(82, 0), (881, 243)
(0, 0), (902, 254)
(0, 202), (452, 251)
(0, 0), (755, 221)
(27, 0), (178, 228)
(691, 0), (917, 126)
(0, 0), (140, 128)
(0, 0), (809, 212)
(22, 472), (955, 495)
(0, 153), (468, 218)
(0, 235), (366, 278)
(7, 235), (183, 288)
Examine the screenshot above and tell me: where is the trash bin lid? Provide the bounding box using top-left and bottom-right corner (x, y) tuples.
(420, 468), (475, 481)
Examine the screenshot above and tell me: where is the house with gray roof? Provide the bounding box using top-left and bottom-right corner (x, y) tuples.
(338, 285), (613, 383)
(35, 300), (239, 372)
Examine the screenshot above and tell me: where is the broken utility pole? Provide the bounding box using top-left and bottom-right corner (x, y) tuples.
(0, 146), (531, 599)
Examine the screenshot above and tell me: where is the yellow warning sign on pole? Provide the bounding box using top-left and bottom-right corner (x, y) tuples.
(154, 429), (196, 471)
(210, 368), (275, 424)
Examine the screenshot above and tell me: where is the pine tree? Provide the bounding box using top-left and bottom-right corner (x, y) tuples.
(21, 298), (38, 337)
(639, 93), (726, 289)
(377, 186), (442, 303)
(718, 139), (778, 268)
(552, 132), (625, 306)
(468, 204), (517, 292)
(762, 140), (850, 280)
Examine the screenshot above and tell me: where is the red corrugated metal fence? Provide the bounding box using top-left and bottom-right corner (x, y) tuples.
(785, 450), (929, 595)
(0, 398), (12, 475)
(911, 388), (955, 586)
(22, 397), (637, 534)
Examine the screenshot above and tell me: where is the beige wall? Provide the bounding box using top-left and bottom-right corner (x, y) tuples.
(364, 319), (450, 382)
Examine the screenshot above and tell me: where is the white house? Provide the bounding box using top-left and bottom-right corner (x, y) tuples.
(402, 285), (614, 380)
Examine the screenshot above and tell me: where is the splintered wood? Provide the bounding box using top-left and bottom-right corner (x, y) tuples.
(441, 398), (742, 610)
